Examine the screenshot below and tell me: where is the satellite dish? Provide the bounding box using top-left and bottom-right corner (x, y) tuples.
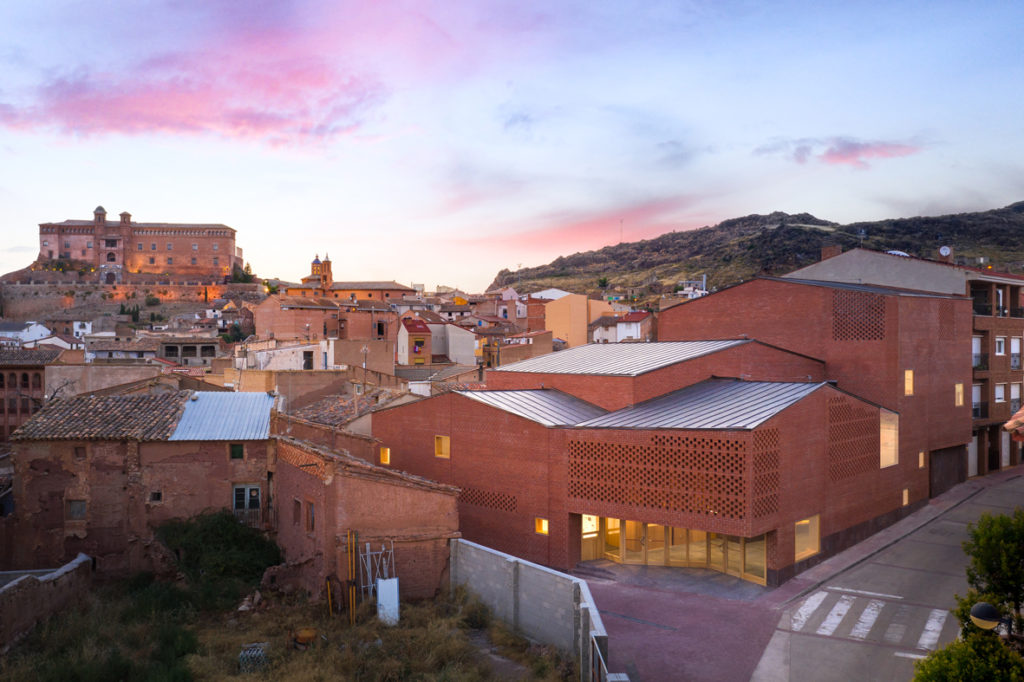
(939, 245), (952, 257)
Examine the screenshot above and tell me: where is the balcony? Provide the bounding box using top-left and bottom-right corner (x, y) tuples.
(973, 302), (992, 316)
(233, 507), (273, 529)
(972, 402), (989, 419)
(1012, 308), (1024, 319)
(972, 353), (989, 370)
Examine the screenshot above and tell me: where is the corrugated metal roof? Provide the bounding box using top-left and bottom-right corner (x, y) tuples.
(492, 340), (749, 376)
(577, 379), (826, 430)
(455, 389), (606, 427)
(169, 391), (276, 440)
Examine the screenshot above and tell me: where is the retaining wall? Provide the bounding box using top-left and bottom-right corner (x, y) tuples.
(0, 553), (93, 653)
(450, 539), (626, 681)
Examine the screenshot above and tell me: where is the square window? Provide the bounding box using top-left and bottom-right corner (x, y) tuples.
(167, 243), (173, 250)
(794, 514), (820, 561)
(535, 518), (549, 535)
(65, 499), (86, 520)
(880, 411), (898, 468)
(379, 446), (390, 465)
(904, 369), (914, 396)
(230, 443), (244, 459)
(74, 446), (86, 460)
(150, 491), (162, 503)
(434, 435), (450, 459)
(955, 382), (964, 407)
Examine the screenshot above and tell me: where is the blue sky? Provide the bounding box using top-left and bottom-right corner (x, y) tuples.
(0, 1), (1021, 291)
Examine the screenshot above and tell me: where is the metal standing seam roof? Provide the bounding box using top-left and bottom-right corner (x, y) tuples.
(455, 389), (607, 427)
(492, 340), (750, 376)
(168, 391), (276, 440)
(577, 379), (827, 430)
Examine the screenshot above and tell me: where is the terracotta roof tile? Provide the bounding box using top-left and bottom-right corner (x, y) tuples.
(12, 392), (189, 441)
(0, 348), (62, 366)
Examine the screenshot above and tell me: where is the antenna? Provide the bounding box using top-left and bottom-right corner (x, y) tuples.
(620, 219), (623, 244)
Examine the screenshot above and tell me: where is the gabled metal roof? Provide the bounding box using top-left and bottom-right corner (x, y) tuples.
(169, 391), (276, 441)
(455, 389), (607, 427)
(577, 379), (827, 430)
(492, 340), (749, 376)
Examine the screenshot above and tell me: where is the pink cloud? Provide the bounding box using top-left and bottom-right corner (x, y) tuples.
(819, 138), (919, 168)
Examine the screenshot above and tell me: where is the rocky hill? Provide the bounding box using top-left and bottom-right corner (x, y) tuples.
(488, 201), (1024, 296)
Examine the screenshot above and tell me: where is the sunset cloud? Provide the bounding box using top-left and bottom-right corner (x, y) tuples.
(756, 136), (921, 169)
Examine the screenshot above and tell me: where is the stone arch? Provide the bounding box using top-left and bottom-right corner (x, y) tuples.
(106, 252), (117, 262)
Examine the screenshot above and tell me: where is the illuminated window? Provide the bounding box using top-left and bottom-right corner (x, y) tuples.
(902, 489), (909, 506)
(535, 518), (549, 535)
(880, 411), (899, 468)
(919, 451), (925, 468)
(955, 383), (964, 407)
(379, 446), (390, 465)
(434, 435), (450, 459)
(904, 370), (914, 396)
(581, 514), (599, 539)
(794, 515), (820, 561)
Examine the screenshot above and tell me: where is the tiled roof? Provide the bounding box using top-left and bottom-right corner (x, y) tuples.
(329, 281), (415, 291)
(0, 348), (63, 366)
(43, 220), (233, 231)
(12, 392), (188, 441)
(86, 337), (162, 352)
(620, 312), (651, 322)
(277, 296), (338, 309)
(403, 319), (431, 333)
(292, 388), (403, 426)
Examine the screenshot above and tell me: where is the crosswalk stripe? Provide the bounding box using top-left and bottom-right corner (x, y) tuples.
(791, 591), (828, 632)
(849, 599), (885, 639)
(816, 595), (855, 636)
(884, 605), (911, 645)
(916, 609), (948, 650)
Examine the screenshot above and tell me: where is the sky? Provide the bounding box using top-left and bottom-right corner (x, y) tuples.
(1, 1), (1022, 292)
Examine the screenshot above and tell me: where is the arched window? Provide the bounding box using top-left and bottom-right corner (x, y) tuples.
(20, 373), (29, 388)
(106, 252), (116, 262)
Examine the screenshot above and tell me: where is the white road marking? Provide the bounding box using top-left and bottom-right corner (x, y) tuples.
(916, 609), (948, 650)
(849, 599), (885, 640)
(791, 591), (828, 632)
(828, 586), (903, 600)
(884, 605), (911, 645)
(894, 652), (926, 660)
(816, 595), (856, 636)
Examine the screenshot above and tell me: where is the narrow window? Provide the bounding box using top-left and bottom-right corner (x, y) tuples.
(379, 446), (390, 465)
(794, 515), (820, 561)
(996, 337), (1006, 356)
(149, 257), (155, 265)
(230, 443), (244, 460)
(65, 499), (87, 520)
(904, 369), (914, 396)
(151, 243), (157, 251)
(150, 491), (162, 503)
(192, 243), (198, 251)
(918, 451), (925, 469)
(292, 499), (301, 525)
(167, 242), (173, 250)
(434, 435), (450, 459)
(955, 382), (964, 407)
(167, 257), (173, 265)
(137, 242), (143, 251)
(880, 411), (898, 468)
(191, 257), (197, 265)
(902, 489), (909, 506)
(306, 501), (315, 532)
(535, 518), (549, 535)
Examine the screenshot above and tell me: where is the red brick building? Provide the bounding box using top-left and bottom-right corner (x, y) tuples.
(39, 206), (243, 284)
(285, 254), (415, 302)
(372, 340), (910, 585)
(0, 348), (61, 443)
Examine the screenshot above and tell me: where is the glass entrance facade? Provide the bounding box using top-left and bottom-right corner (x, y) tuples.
(583, 515), (767, 585)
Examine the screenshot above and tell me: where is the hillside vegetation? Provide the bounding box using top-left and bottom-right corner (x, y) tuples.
(488, 201), (1024, 295)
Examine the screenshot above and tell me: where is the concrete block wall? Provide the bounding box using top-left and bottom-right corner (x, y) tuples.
(450, 539), (623, 681)
(0, 553), (92, 653)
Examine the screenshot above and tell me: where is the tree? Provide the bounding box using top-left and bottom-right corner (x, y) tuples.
(962, 510), (1024, 635)
(914, 633), (1024, 681)
(597, 276), (609, 289)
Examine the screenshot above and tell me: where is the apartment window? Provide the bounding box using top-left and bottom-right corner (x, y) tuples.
(995, 383), (1006, 403)
(996, 337), (1006, 355)
(306, 501), (315, 532)
(902, 489), (909, 507)
(880, 411), (899, 468)
(230, 443), (244, 459)
(292, 499), (301, 525)
(434, 435), (450, 459)
(149, 257), (155, 265)
(794, 515), (820, 561)
(150, 491), (162, 503)
(535, 518), (549, 535)
(955, 382), (964, 407)
(192, 243), (198, 251)
(919, 451), (926, 469)
(105, 239), (117, 248)
(379, 447), (390, 465)
(65, 499), (87, 520)
(904, 369), (914, 397)
(166, 257), (173, 265)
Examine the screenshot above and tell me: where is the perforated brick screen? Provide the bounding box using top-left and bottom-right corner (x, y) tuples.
(827, 396), (879, 481)
(832, 290), (886, 341)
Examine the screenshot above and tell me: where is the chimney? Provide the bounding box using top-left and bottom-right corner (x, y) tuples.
(820, 244), (842, 261)
(938, 246), (953, 263)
